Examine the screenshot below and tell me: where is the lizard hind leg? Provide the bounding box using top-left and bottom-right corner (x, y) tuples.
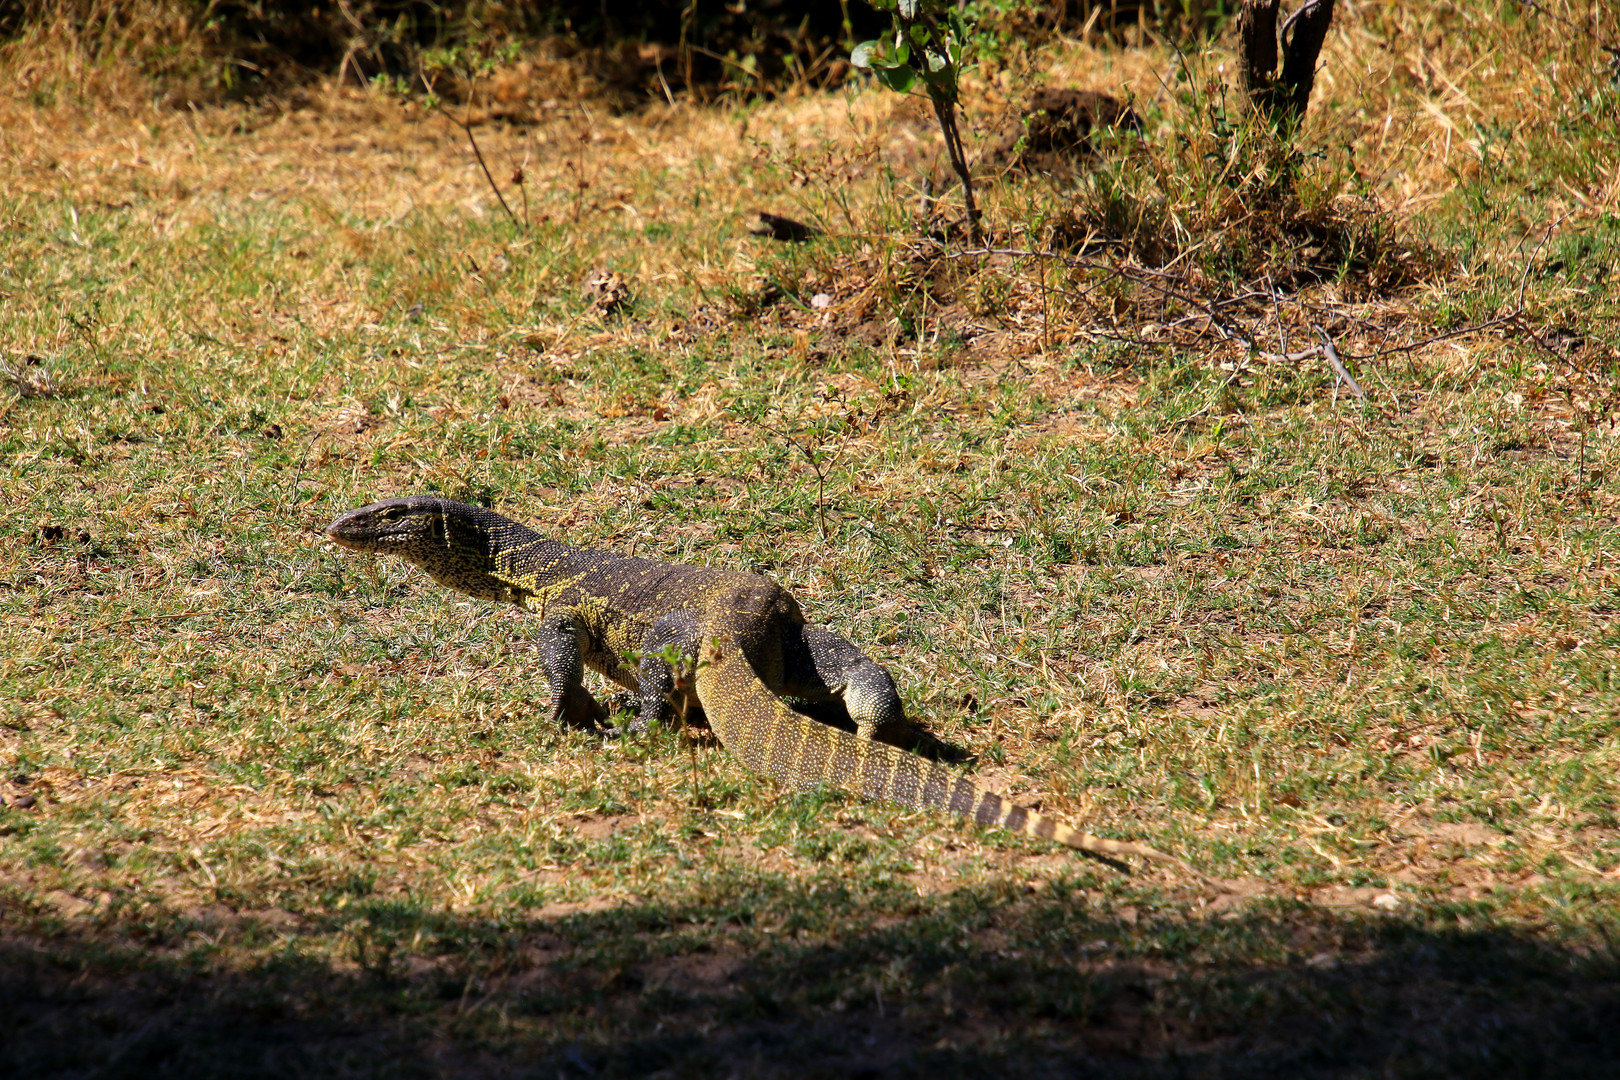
(840, 657), (910, 744)
(789, 625), (910, 745)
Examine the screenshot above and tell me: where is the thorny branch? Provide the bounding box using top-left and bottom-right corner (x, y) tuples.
(757, 422), (841, 541)
(424, 71), (521, 231)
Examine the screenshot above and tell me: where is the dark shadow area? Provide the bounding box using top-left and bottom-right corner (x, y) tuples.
(4, 878), (1617, 1079)
(0, 0), (891, 101)
(0, 0), (1229, 106)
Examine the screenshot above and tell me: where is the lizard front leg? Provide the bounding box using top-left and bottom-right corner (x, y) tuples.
(623, 612), (702, 735)
(533, 610), (608, 731)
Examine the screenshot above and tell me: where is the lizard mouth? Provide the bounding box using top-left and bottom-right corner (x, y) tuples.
(325, 502), (429, 552)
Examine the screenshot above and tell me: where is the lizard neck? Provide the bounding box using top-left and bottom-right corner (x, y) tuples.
(484, 520), (583, 600)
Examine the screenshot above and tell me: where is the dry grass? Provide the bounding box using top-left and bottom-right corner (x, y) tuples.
(2, 2), (1619, 1076)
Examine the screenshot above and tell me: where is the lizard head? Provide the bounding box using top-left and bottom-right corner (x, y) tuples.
(326, 496), (530, 604)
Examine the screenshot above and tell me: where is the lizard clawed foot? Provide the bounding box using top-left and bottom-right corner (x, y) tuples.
(596, 692), (649, 739)
(602, 690), (639, 715)
(549, 685), (611, 732)
(600, 718), (651, 740)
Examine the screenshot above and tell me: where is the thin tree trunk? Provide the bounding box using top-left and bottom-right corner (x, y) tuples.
(1236, 0), (1281, 113)
(1279, 0), (1335, 120)
(1237, 0), (1335, 125)
(930, 94), (982, 244)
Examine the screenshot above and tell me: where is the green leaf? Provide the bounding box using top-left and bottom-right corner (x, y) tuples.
(850, 40), (880, 69)
(921, 64), (956, 99)
(876, 64), (917, 93)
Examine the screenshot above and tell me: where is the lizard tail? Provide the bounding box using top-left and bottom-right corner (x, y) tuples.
(694, 632), (1186, 871)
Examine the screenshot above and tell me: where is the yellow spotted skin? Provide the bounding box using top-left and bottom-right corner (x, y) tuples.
(327, 496), (1196, 873)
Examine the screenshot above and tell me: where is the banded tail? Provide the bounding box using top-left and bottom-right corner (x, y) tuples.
(694, 633), (1189, 872)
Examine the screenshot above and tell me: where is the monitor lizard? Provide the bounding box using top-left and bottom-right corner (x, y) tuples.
(327, 495), (1206, 878)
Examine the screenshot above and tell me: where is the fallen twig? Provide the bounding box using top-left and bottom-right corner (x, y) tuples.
(948, 246), (1258, 349)
(943, 241), (1589, 400)
(1315, 325), (1365, 403)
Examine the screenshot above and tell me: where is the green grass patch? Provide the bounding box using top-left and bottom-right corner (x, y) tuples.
(3, 2), (1620, 1073)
